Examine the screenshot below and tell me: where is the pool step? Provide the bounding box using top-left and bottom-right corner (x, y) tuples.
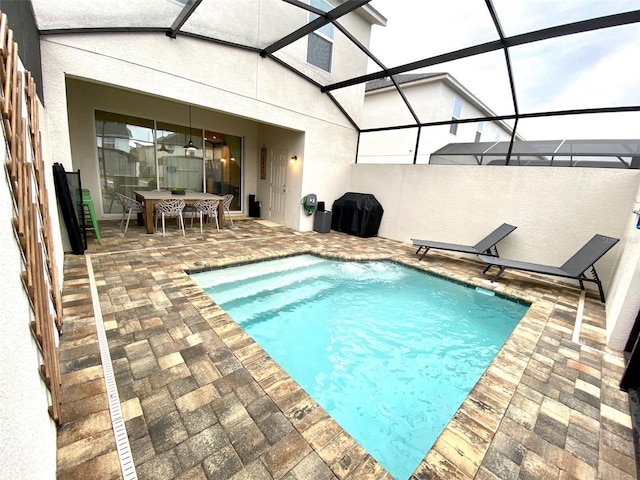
(192, 254), (326, 290)
(224, 279), (335, 325)
(208, 261), (331, 306)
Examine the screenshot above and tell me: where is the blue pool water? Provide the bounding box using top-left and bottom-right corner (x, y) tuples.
(191, 255), (528, 479)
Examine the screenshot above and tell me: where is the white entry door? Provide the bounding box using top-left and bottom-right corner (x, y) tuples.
(269, 149), (287, 224)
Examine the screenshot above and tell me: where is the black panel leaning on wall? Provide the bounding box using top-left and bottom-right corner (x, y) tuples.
(0, 0), (44, 102)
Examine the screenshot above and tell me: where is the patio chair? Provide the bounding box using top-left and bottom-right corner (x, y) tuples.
(479, 234), (619, 302)
(181, 189), (197, 223)
(223, 194), (234, 226)
(154, 198), (186, 237)
(106, 184), (118, 213)
(117, 193), (145, 235)
(191, 199), (220, 233)
(411, 223), (517, 261)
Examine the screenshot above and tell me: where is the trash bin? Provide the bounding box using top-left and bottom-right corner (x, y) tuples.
(313, 210), (332, 233)
(248, 194), (261, 218)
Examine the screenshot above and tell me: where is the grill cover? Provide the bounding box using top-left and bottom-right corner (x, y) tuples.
(331, 192), (383, 237)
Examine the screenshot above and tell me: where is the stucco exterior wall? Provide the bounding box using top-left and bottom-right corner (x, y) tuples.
(40, 30), (360, 231)
(33, 0), (376, 92)
(605, 186), (640, 349)
(297, 121), (357, 231)
(349, 164), (636, 266)
(64, 79), (262, 220)
(0, 107), (58, 480)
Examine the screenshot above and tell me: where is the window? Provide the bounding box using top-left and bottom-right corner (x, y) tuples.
(307, 0), (334, 72)
(103, 137), (116, 149)
(475, 122), (483, 142)
(449, 97), (462, 135)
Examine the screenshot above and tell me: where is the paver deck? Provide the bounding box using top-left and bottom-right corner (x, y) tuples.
(56, 219), (636, 480)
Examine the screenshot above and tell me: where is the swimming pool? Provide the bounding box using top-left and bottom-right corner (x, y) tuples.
(191, 255), (528, 479)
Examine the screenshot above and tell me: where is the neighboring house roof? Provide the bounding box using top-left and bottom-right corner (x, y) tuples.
(365, 73), (445, 92)
(365, 72), (493, 119)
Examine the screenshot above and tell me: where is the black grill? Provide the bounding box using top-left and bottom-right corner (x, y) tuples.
(331, 192), (383, 238)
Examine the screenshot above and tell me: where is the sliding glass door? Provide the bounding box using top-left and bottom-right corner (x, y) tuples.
(204, 130), (241, 211)
(156, 121), (203, 192)
(95, 111), (156, 214)
(95, 110), (243, 215)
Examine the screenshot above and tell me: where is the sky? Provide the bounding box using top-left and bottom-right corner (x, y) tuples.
(366, 0), (640, 140)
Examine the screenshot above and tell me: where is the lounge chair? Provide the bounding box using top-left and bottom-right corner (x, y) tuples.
(411, 223), (517, 261)
(479, 234), (619, 302)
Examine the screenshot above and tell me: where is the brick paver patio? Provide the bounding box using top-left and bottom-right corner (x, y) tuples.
(56, 219), (636, 480)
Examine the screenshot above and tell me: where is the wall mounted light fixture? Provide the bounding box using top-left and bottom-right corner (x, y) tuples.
(290, 155), (298, 163)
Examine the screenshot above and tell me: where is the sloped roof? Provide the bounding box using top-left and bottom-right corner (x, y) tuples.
(365, 73), (445, 92)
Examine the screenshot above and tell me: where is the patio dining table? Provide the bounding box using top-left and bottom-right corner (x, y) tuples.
(134, 190), (226, 234)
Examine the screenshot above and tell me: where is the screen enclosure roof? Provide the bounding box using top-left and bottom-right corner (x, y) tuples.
(30, 0), (640, 164)
(431, 139), (640, 167)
